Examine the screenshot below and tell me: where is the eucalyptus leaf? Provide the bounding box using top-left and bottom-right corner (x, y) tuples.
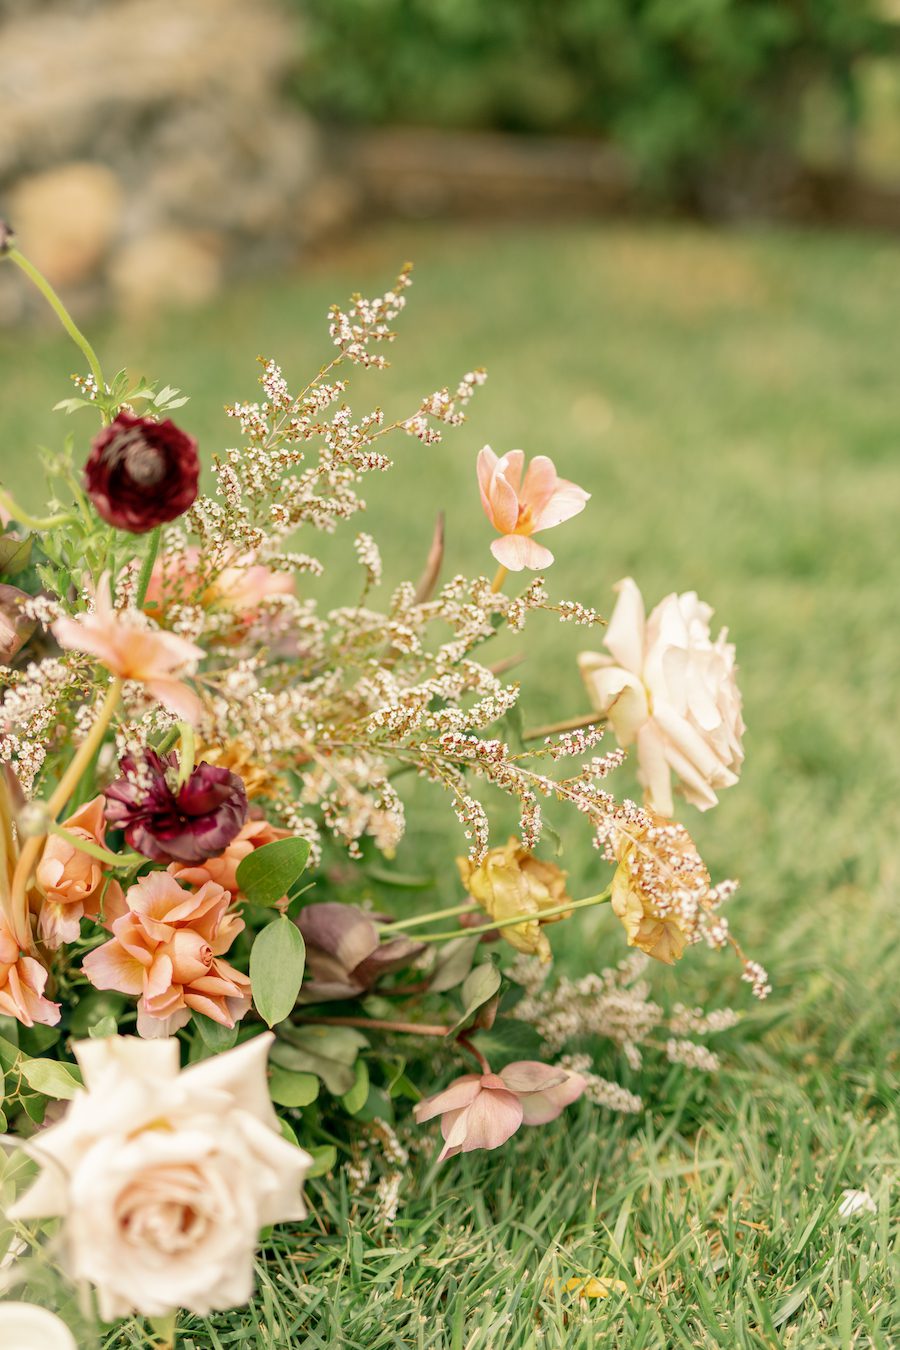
(449, 960), (501, 1034)
(271, 1025), (367, 1096)
(237, 837), (311, 907)
(21, 1059), (83, 1100)
(88, 1015), (119, 1039)
(340, 1059), (370, 1115)
(250, 919), (306, 1027)
(471, 1018), (544, 1068)
(366, 865), (434, 889)
(0, 534), (32, 578)
(306, 1144), (337, 1178)
(428, 935), (480, 993)
(194, 1013), (239, 1052)
(268, 1065), (320, 1108)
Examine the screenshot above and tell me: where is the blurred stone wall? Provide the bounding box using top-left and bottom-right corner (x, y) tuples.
(0, 0), (346, 322)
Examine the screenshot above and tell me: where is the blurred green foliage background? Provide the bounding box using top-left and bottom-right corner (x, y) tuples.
(293, 0), (899, 195)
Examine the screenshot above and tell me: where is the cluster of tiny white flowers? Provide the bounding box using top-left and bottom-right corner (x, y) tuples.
(741, 959), (772, 1000)
(354, 532), (383, 588)
(558, 1055), (643, 1113)
(665, 1039), (721, 1072)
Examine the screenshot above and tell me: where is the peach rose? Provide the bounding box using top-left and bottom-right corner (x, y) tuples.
(36, 796), (123, 949)
(0, 911), (60, 1027)
(579, 578), (745, 815)
(170, 817), (291, 896)
(10, 1034), (311, 1320)
(82, 871), (250, 1037)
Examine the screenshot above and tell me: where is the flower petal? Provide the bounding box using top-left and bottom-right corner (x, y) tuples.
(604, 577), (645, 673)
(490, 535), (554, 571)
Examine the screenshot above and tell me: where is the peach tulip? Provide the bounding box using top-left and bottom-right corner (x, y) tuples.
(143, 548), (293, 621)
(52, 574), (204, 722)
(477, 447), (589, 571)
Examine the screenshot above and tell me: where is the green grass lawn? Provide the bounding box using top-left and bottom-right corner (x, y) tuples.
(1, 222), (898, 1347)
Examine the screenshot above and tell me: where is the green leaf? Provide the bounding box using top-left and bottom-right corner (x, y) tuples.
(21, 1059), (83, 1100)
(88, 1015), (119, 1039)
(449, 960), (501, 1034)
(0, 1033), (20, 1073)
(279, 1116), (300, 1146)
(237, 838), (311, 907)
(352, 1084), (394, 1124)
(194, 1013), (239, 1052)
(341, 1059), (370, 1115)
(0, 534), (32, 578)
(272, 1026), (367, 1096)
(52, 397), (92, 415)
(306, 1144), (337, 1178)
(69, 991), (126, 1036)
(17, 1023), (61, 1056)
(268, 1065), (320, 1108)
(471, 1018), (543, 1069)
(366, 865), (434, 889)
(429, 935), (480, 993)
(250, 919), (306, 1028)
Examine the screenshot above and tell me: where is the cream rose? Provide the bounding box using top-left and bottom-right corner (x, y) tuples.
(579, 577), (745, 815)
(10, 1034), (311, 1321)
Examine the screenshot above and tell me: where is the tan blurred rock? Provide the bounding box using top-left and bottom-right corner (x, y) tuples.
(9, 162), (123, 286)
(108, 230), (224, 317)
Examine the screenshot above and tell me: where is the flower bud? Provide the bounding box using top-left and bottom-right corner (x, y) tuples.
(0, 219), (15, 255)
(17, 800), (54, 837)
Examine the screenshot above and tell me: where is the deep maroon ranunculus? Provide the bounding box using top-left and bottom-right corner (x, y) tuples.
(104, 749), (249, 865)
(84, 411), (200, 534)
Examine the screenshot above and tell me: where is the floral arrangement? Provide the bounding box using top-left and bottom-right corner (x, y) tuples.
(0, 220), (767, 1341)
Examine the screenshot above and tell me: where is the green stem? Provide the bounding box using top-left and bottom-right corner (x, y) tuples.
(0, 487), (74, 531)
(175, 721), (195, 787)
(135, 526), (162, 608)
(404, 886), (613, 944)
(6, 248), (106, 394)
(9, 677), (123, 952)
(381, 901), (478, 932)
(156, 725), (181, 755)
(292, 1014), (453, 1037)
(45, 822), (144, 870)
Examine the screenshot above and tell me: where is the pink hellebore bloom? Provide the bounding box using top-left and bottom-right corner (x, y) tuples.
(52, 574), (204, 723)
(477, 447), (590, 571)
(414, 1061), (585, 1161)
(82, 871), (249, 1038)
(36, 795), (124, 948)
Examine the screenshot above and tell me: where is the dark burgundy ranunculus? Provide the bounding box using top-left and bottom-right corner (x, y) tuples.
(104, 749), (248, 865)
(84, 411), (200, 534)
